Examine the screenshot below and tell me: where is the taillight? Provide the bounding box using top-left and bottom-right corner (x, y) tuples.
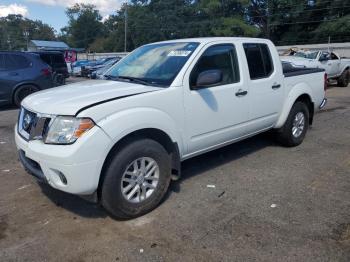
(324, 73), (328, 91)
(41, 68), (51, 76)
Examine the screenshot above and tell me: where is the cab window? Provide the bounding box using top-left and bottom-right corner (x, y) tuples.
(190, 44), (240, 88)
(243, 43), (274, 80)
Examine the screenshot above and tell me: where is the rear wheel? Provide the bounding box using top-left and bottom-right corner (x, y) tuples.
(337, 69), (350, 87)
(13, 85), (39, 107)
(276, 102), (310, 147)
(101, 139), (172, 219)
(53, 73), (66, 86)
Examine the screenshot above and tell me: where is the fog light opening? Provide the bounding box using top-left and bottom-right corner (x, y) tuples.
(57, 171), (67, 185)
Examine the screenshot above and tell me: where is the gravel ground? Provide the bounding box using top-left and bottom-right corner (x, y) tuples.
(0, 85), (349, 262)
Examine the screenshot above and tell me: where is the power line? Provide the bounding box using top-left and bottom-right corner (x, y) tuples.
(4, 15), (347, 36)
(269, 17), (350, 26)
(261, 0), (339, 9)
(124, 0), (128, 52)
(249, 5), (350, 19)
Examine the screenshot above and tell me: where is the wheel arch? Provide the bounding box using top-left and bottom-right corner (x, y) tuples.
(295, 94), (314, 125)
(337, 66), (350, 87)
(97, 128), (181, 200)
(275, 88), (314, 129)
(341, 65), (349, 74)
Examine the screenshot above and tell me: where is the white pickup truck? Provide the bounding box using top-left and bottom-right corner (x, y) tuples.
(15, 37), (327, 218)
(281, 50), (350, 87)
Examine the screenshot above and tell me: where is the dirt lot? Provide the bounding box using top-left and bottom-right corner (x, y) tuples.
(0, 85), (349, 262)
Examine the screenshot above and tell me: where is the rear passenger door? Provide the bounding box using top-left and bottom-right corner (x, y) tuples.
(0, 54), (11, 104)
(243, 43), (284, 132)
(0, 54), (29, 104)
(0, 54), (27, 88)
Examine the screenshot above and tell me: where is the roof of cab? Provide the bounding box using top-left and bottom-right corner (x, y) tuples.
(150, 37), (271, 45)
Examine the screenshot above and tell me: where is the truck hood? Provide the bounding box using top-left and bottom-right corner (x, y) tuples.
(22, 80), (163, 115)
(281, 56), (319, 67)
(281, 56), (315, 63)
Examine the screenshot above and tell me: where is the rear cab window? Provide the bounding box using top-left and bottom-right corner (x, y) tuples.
(243, 43), (274, 80)
(190, 44), (240, 88)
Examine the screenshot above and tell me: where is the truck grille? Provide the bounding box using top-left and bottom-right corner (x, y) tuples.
(18, 108), (51, 141)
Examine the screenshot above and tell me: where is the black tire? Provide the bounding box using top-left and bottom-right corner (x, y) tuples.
(13, 85), (39, 107)
(53, 73), (66, 86)
(276, 102), (310, 147)
(101, 139), (172, 219)
(337, 69), (350, 87)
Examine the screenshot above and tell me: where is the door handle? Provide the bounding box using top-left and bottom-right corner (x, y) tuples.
(272, 84), (281, 89)
(235, 90), (248, 97)
(9, 72), (19, 76)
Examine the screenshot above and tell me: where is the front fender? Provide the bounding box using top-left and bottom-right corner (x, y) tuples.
(340, 64), (350, 75)
(275, 83), (313, 129)
(97, 107), (184, 156)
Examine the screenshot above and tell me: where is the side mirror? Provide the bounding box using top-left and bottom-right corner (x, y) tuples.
(193, 69), (223, 89)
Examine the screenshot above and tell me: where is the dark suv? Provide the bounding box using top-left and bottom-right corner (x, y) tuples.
(0, 52), (54, 107)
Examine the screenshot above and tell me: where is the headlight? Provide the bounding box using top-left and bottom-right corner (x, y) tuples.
(45, 116), (95, 144)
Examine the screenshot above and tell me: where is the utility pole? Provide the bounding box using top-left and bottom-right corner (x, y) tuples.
(7, 36), (12, 50)
(266, 0), (270, 39)
(24, 30), (29, 51)
(124, 0), (128, 53)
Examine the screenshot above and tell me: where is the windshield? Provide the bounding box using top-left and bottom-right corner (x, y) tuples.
(295, 51), (319, 59)
(106, 42), (199, 87)
(105, 58), (118, 66)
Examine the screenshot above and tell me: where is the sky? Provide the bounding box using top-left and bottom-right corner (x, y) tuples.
(0, 0), (124, 32)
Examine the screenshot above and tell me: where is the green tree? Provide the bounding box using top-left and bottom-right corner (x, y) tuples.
(265, 0), (350, 45)
(0, 15), (56, 51)
(312, 15), (350, 43)
(247, 0), (268, 37)
(64, 4), (105, 49)
(101, 0), (259, 52)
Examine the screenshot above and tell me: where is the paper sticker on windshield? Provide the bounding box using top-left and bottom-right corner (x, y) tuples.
(168, 50), (192, 57)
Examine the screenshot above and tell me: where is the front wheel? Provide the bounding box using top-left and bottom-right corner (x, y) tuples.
(276, 102), (310, 147)
(337, 69), (349, 87)
(101, 139), (172, 219)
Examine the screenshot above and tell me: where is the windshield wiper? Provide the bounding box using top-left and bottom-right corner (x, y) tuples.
(104, 75), (166, 87)
(117, 76), (152, 86)
(104, 74), (150, 85)
(104, 74), (123, 81)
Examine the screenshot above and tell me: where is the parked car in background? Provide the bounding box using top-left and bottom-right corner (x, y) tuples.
(31, 51), (69, 81)
(81, 57), (117, 77)
(16, 37), (327, 218)
(0, 51), (53, 107)
(281, 50), (350, 87)
(90, 57), (121, 79)
(71, 60), (89, 76)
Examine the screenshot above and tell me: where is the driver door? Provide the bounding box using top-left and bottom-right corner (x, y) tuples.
(183, 43), (249, 155)
(319, 52), (341, 78)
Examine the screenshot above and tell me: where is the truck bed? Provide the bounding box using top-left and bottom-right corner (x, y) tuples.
(283, 65), (325, 78)
(283, 64), (325, 111)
